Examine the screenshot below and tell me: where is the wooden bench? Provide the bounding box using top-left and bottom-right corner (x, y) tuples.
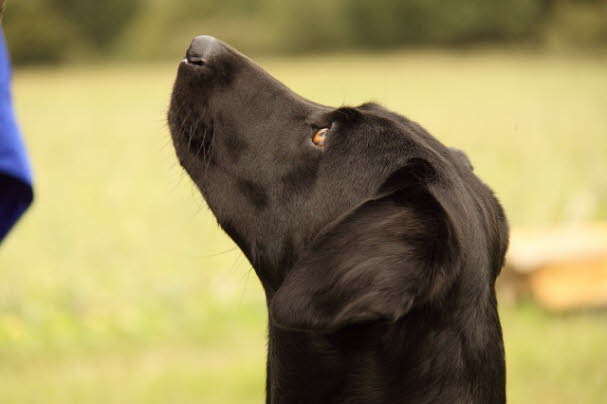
(499, 224), (607, 311)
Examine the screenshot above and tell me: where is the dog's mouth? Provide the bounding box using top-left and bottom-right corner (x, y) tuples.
(168, 100), (214, 180)
(168, 37), (222, 166)
(168, 85), (214, 163)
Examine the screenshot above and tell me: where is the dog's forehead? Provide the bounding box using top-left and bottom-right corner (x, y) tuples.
(305, 109), (334, 127)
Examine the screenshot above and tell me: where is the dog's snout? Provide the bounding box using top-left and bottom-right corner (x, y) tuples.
(186, 35), (220, 65)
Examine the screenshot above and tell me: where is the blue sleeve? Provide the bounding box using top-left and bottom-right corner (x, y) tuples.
(0, 28), (33, 243)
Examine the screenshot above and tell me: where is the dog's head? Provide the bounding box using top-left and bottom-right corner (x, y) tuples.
(169, 36), (508, 332)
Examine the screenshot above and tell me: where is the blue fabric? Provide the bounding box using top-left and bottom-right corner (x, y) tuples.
(0, 29), (33, 243)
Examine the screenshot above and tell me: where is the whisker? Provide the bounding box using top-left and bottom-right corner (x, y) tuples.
(204, 122), (216, 177)
(205, 246), (238, 258)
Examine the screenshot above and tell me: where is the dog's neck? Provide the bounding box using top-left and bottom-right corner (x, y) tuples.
(263, 296), (506, 404)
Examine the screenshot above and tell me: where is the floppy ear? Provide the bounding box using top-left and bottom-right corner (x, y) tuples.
(270, 158), (462, 332)
(449, 147), (474, 171)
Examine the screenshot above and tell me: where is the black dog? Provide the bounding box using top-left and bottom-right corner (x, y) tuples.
(169, 36), (509, 404)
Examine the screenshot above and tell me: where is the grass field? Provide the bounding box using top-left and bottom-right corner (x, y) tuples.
(1, 51), (606, 403)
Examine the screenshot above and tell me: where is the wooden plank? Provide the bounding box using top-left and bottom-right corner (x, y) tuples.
(502, 224), (607, 310)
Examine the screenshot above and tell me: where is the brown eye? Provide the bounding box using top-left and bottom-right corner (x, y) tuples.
(312, 128), (329, 146)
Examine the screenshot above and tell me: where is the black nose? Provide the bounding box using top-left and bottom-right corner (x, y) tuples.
(186, 35), (220, 65)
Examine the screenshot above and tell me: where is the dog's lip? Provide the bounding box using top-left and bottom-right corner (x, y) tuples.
(177, 59), (205, 77)
(179, 59), (193, 70)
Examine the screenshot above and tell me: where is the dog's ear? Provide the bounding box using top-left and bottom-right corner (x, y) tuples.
(270, 158), (462, 332)
(449, 147), (474, 171)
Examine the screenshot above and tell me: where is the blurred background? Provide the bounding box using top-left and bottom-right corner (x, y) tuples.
(1, 0), (606, 403)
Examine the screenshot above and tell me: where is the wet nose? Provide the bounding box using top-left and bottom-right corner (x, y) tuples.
(186, 35), (221, 65)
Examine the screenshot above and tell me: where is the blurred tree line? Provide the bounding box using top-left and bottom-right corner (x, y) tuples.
(3, 0), (606, 65)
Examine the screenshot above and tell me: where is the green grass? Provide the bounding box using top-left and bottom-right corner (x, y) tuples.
(1, 51), (606, 403)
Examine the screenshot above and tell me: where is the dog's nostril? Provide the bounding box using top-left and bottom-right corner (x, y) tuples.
(186, 53), (205, 66)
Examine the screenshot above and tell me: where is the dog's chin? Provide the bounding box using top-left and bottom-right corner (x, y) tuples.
(169, 103), (214, 169)
(169, 130), (215, 195)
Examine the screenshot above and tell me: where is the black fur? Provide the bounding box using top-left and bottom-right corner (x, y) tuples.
(169, 36), (509, 404)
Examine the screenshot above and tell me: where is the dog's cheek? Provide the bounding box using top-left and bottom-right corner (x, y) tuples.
(236, 178), (269, 211)
(278, 157), (320, 203)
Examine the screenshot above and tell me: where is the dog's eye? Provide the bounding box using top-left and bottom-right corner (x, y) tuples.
(312, 128), (329, 146)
